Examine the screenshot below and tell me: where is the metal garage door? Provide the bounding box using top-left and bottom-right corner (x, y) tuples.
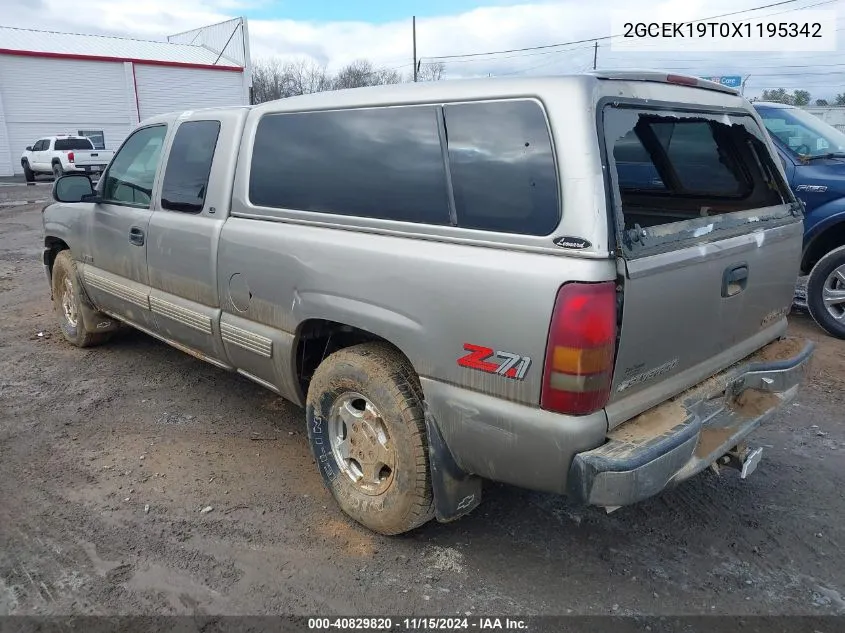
(134, 65), (245, 121)
(0, 55), (134, 175)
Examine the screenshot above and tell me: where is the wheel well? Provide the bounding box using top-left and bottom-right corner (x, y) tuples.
(803, 221), (845, 273)
(294, 320), (399, 399)
(44, 237), (69, 275)
(51, 158), (61, 165)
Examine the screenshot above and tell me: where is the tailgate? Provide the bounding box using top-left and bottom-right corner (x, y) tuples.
(74, 151), (112, 166)
(602, 102), (804, 427)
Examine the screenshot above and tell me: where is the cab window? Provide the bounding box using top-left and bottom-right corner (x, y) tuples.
(161, 120), (221, 214)
(102, 125), (167, 207)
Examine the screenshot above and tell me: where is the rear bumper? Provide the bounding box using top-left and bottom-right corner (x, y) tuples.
(68, 166), (105, 175)
(568, 337), (814, 507)
(421, 377), (608, 495)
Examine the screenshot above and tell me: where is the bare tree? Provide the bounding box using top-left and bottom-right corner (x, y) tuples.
(285, 59), (331, 96)
(369, 67), (403, 86)
(333, 59), (400, 90)
(251, 58), (287, 103)
(251, 58), (329, 103)
(332, 59), (375, 90)
(417, 61), (445, 82)
(252, 56), (414, 103)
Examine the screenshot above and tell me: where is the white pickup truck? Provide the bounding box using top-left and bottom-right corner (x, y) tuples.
(20, 135), (114, 182)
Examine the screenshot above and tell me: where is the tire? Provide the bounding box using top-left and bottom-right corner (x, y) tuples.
(807, 244), (845, 339)
(22, 161), (35, 183)
(51, 250), (111, 347)
(306, 342), (434, 535)
(52, 162), (64, 179)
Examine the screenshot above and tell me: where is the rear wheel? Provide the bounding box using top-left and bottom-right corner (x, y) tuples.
(807, 245), (845, 339)
(52, 162), (63, 179)
(52, 251), (110, 347)
(305, 343), (434, 535)
(22, 161), (35, 183)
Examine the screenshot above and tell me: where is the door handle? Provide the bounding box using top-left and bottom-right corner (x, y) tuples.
(722, 263), (749, 297)
(129, 227), (145, 246)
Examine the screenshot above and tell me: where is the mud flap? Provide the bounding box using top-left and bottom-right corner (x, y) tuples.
(423, 404), (482, 522)
(76, 277), (121, 334)
(79, 302), (121, 334)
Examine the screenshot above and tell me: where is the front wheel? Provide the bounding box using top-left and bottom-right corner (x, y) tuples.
(51, 251), (111, 347)
(807, 245), (845, 339)
(306, 343), (434, 535)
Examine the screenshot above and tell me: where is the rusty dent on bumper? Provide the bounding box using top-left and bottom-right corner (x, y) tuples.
(568, 337), (815, 507)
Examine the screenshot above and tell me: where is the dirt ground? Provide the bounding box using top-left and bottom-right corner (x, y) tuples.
(1, 188), (844, 617)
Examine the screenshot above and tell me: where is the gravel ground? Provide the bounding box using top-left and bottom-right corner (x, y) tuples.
(1, 189), (844, 617)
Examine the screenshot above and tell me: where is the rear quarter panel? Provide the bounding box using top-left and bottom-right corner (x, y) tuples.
(217, 219), (616, 406)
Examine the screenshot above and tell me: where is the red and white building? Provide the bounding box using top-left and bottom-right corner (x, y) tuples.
(0, 17), (252, 177)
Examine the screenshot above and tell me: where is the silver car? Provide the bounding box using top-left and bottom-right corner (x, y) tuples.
(43, 71), (814, 534)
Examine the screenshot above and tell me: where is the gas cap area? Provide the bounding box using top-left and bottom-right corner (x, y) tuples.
(228, 273), (252, 312)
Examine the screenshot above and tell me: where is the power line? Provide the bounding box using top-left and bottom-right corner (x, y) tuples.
(495, 55), (574, 76)
(433, 0), (840, 72)
(437, 43), (596, 66)
(591, 0), (839, 56)
(496, 48), (845, 78)
(426, 0), (807, 60)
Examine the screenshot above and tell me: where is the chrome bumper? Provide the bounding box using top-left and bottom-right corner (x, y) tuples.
(568, 337), (815, 507)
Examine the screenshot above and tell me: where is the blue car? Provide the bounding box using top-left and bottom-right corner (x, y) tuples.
(754, 102), (845, 339)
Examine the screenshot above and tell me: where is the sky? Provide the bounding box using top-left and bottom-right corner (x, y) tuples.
(2, 0), (845, 100)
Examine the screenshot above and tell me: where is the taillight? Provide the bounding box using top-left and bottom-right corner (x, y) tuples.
(68, 152), (75, 163)
(541, 281), (617, 416)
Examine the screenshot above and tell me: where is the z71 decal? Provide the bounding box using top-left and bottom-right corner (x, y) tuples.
(457, 344), (531, 380)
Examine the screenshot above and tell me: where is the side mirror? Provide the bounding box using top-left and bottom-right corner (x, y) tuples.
(25, 146), (32, 151)
(53, 174), (100, 203)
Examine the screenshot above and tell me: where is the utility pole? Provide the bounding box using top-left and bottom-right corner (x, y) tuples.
(413, 16), (418, 82)
(593, 42), (598, 70)
(741, 75), (751, 96)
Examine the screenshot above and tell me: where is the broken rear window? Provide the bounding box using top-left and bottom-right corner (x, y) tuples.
(604, 107), (791, 241)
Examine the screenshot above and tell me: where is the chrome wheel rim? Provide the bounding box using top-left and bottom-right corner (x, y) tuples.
(61, 276), (78, 328)
(328, 393), (395, 496)
(823, 264), (845, 322)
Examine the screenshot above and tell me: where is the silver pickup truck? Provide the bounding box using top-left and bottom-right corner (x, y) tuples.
(43, 71), (814, 535)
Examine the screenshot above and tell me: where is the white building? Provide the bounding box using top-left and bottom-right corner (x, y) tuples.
(0, 18), (252, 177)
(802, 106), (845, 133)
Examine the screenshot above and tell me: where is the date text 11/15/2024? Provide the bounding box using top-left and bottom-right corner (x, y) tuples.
(307, 617), (529, 630)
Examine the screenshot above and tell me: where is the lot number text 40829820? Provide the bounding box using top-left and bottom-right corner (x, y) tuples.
(307, 617), (528, 630)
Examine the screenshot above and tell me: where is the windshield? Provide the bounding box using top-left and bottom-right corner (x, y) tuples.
(54, 138), (94, 151)
(757, 106), (845, 158)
